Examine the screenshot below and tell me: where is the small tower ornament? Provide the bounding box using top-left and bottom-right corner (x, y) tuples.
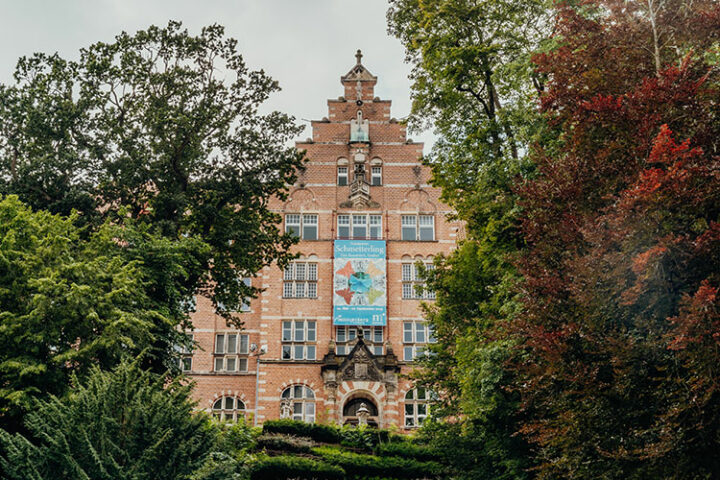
(357, 402), (370, 426)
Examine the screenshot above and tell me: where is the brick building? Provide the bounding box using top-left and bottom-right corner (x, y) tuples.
(185, 51), (460, 430)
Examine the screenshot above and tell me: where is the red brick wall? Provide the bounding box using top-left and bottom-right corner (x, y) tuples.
(187, 59), (461, 431)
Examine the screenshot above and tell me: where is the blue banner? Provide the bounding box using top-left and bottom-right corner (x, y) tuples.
(333, 240), (387, 326)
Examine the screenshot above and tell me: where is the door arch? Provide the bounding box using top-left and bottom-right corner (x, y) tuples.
(342, 394), (379, 427)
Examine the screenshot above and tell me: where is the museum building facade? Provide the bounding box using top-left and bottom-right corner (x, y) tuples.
(185, 52), (461, 430)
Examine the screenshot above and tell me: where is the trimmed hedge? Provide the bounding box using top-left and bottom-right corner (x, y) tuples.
(312, 446), (446, 479)
(374, 442), (442, 463)
(249, 455), (345, 480)
(262, 419), (341, 443)
(256, 433), (314, 454)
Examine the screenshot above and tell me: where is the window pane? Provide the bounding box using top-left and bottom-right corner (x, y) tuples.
(282, 388), (291, 399)
(352, 214), (367, 238)
(294, 385), (303, 398)
(238, 358), (248, 372)
(373, 345), (383, 355)
(305, 387), (314, 399)
(403, 323), (413, 343)
(337, 345), (346, 355)
(402, 264), (413, 281)
(371, 166), (382, 186)
(181, 357), (192, 372)
(213, 399), (223, 410)
(225, 397), (234, 410)
(308, 282), (317, 298)
(295, 282), (306, 298)
(308, 263), (317, 281)
(215, 357), (224, 371)
(294, 345), (304, 360)
(404, 346), (414, 361)
(370, 214), (382, 239)
(402, 215), (417, 241)
(240, 334), (249, 354)
(428, 326), (436, 343)
(348, 328), (357, 340)
(226, 334), (237, 354)
(283, 321), (292, 341)
(416, 324), (426, 343)
(283, 282), (293, 298)
(215, 335), (225, 354)
(405, 403), (414, 415)
(417, 387), (426, 400)
(284, 265), (293, 281)
(295, 263), (306, 280)
(306, 345), (316, 360)
(374, 327), (383, 343)
(303, 215), (318, 240)
(307, 321), (316, 342)
(337, 327), (346, 342)
(293, 402), (303, 415)
(285, 214), (301, 237)
(338, 167), (348, 186)
(294, 321), (305, 342)
(419, 215), (434, 241)
(282, 345), (291, 360)
(402, 225), (416, 241)
(226, 357), (236, 371)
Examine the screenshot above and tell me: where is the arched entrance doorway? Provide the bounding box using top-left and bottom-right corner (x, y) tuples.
(342, 396), (379, 427)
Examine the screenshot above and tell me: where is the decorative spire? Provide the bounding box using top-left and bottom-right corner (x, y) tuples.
(355, 49), (363, 65)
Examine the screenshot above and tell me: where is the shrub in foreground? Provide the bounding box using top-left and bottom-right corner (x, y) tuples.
(249, 455), (344, 480)
(262, 419), (341, 443)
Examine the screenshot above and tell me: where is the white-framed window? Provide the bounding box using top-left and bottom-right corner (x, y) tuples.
(337, 214), (382, 239)
(285, 214), (318, 240)
(404, 388), (433, 428)
(335, 326), (384, 355)
(401, 214), (435, 241)
(283, 262), (318, 298)
(371, 166), (382, 186)
(240, 277), (252, 311)
(175, 334), (193, 372)
(281, 320), (317, 360)
(214, 333), (249, 372)
(281, 385), (316, 423)
(212, 396), (246, 422)
(401, 261), (435, 299)
(403, 322), (436, 361)
(338, 166), (348, 186)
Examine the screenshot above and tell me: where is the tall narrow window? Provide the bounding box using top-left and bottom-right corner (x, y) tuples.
(338, 167), (348, 186)
(337, 215), (350, 238)
(303, 214), (318, 240)
(401, 215), (417, 241)
(285, 214), (301, 237)
(352, 214), (367, 238)
(404, 388), (433, 427)
(240, 277), (252, 311)
(369, 215), (382, 239)
(371, 166), (382, 186)
(419, 215), (435, 241)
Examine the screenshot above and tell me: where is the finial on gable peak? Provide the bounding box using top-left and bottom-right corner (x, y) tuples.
(355, 49), (363, 65)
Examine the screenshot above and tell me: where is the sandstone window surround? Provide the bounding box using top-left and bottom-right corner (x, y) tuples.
(281, 385), (316, 423)
(214, 333), (250, 372)
(285, 213), (318, 240)
(212, 396), (246, 422)
(401, 214), (435, 241)
(283, 262), (318, 298)
(281, 320), (317, 360)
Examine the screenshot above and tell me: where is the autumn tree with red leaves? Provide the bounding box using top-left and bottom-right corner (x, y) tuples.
(515, 0), (720, 478)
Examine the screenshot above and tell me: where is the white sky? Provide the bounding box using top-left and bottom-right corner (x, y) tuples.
(0, 0), (434, 149)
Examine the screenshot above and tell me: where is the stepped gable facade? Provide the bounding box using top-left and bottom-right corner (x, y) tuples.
(186, 51), (461, 429)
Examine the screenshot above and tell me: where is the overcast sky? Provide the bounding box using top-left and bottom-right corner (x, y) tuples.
(0, 0), (434, 149)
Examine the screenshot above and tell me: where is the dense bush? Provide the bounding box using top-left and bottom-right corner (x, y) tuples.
(256, 433), (314, 454)
(312, 446), (445, 479)
(374, 442), (442, 463)
(262, 419), (341, 444)
(339, 425), (391, 451)
(249, 455), (344, 480)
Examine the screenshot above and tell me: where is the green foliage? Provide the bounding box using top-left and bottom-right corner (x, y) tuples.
(256, 433), (314, 454)
(373, 442), (441, 463)
(262, 419), (341, 444)
(0, 360), (216, 480)
(249, 455), (344, 480)
(339, 424), (390, 451)
(312, 446), (446, 479)
(0, 195), (177, 430)
(0, 20), (304, 320)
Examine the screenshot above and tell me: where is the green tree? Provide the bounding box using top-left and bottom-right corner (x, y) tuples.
(0, 360), (216, 480)
(0, 20), (304, 318)
(0, 195), (196, 430)
(388, 0), (551, 476)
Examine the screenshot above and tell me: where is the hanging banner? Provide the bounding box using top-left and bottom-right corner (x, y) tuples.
(333, 240), (387, 326)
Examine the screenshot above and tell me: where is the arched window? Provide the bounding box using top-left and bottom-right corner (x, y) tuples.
(370, 158), (382, 186)
(404, 388), (433, 428)
(281, 385), (316, 423)
(212, 396), (245, 422)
